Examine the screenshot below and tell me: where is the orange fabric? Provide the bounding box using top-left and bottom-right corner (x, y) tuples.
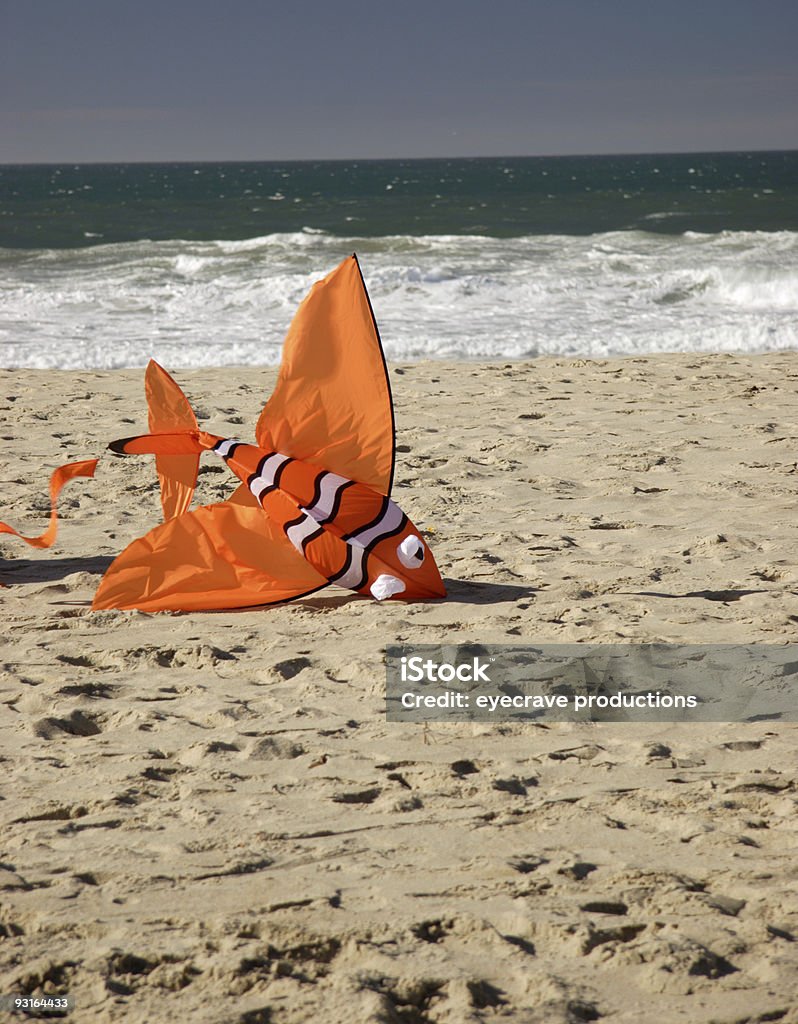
(146, 360), (200, 520)
(256, 255), (395, 495)
(92, 497), (326, 611)
(112, 431), (213, 456)
(0, 459), (98, 549)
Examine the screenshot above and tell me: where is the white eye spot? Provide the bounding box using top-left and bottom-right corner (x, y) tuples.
(397, 534), (425, 569)
(370, 574), (406, 601)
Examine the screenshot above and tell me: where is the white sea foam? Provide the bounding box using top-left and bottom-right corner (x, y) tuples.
(1, 229), (797, 369)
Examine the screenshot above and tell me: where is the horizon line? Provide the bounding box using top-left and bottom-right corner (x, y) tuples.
(2, 146), (798, 167)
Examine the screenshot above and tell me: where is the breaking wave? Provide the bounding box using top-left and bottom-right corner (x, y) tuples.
(1, 228), (797, 368)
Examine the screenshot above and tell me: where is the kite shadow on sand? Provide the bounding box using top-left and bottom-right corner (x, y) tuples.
(441, 579), (536, 605)
(297, 579), (534, 611)
(199, 579), (535, 614)
(0, 556), (114, 586)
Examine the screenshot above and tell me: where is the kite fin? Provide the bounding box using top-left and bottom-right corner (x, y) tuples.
(256, 255), (395, 496)
(92, 493), (327, 611)
(0, 458), (98, 550)
(145, 360), (201, 521)
(109, 431), (220, 457)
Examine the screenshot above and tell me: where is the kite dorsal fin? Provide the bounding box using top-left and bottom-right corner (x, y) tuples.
(145, 360), (200, 521)
(255, 255), (395, 495)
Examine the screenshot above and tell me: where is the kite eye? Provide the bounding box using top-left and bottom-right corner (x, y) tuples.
(397, 534), (425, 569)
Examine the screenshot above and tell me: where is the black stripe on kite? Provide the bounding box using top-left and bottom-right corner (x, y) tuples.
(343, 495), (390, 543)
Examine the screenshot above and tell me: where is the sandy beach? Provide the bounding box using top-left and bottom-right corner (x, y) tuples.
(1, 352), (797, 1023)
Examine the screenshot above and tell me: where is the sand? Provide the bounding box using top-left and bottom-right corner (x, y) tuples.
(1, 352), (797, 1023)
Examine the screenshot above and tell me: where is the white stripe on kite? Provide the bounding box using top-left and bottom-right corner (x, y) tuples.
(350, 498), (405, 549)
(286, 514), (322, 553)
(214, 438), (241, 459)
(249, 452), (291, 501)
(333, 544), (367, 590)
(305, 471), (350, 524)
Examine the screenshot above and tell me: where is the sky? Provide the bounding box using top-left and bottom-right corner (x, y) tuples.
(1, 0), (797, 162)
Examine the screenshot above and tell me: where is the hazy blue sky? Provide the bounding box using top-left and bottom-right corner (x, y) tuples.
(2, 0), (796, 162)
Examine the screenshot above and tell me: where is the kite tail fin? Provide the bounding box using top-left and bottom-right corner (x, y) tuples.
(109, 430), (218, 457)
(0, 458), (98, 550)
(144, 360), (204, 521)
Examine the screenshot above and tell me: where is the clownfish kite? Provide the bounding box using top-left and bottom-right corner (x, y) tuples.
(90, 254), (446, 611)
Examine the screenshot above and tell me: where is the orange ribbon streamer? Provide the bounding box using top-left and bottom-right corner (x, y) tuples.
(0, 459), (98, 549)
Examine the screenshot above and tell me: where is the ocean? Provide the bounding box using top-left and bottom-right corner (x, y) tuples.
(1, 152), (797, 368)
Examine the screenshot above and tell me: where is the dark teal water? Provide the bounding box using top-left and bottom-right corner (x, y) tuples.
(2, 151), (797, 249)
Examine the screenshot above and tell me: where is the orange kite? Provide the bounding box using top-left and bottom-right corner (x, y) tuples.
(93, 255), (446, 611)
